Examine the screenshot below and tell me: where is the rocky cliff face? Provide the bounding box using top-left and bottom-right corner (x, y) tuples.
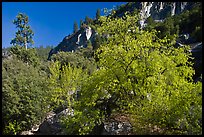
(48, 2), (198, 59)
(48, 25), (96, 60)
(138, 2), (196, 28)
(139, 2), (192, 19)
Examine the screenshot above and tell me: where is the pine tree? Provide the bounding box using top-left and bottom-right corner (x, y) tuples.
(10, 13), (34, 50)
(96, 9), (100, 20)
(73, 21), (78, 33)
(80, 19), (83, 29)
(85, 16), (93, 25)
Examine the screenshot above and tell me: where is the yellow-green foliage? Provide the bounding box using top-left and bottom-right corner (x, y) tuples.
(51, 51), (96, 75)
(94, 13), (202, 135)
(48, 61), (87, 111)
(62, 13), (202, 135)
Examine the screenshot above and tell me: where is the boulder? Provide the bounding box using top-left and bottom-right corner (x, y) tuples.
(89, 113), (133, 135)
(102, 114), (133, 135)
(20, 130), (34, 135)
(36, 108), (74, 135)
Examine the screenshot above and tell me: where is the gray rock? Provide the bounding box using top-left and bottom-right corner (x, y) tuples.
(37, 108), (74, 135)
(101, 114), (133, 135)
(48, 25), (96, 60)
(20, 130), (34, 135)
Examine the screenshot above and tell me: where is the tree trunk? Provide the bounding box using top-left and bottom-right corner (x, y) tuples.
(24, 37), (27, 50)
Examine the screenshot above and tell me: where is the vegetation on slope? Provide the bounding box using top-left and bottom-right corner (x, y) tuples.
(2, 3), (202, 135)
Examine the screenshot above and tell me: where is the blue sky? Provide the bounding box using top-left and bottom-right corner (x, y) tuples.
(2, 2), (127, 48)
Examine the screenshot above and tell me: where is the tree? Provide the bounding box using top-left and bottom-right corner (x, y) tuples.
(10, 13), (34, 50)
(175, 24), (180, 36)
(9, 45), (40, 67)
(92, 34), (102, 51)
(61, 13), (202, 135)
(80, 40), (93, 59)
(50, 51), (96, 74)
(95, 13), (202, 135)
(2, 56), (51, 135)
(36, 45), (53, 61)
(96, 9), (101, 20)
(80, 19), (83, 29)
(47, 61), (87, 114)
(85, 16), (93, 25)
(73, 21), (78, 33)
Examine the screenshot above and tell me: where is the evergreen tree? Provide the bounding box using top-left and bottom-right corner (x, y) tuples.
(9, 45), (40, 67)
(36, 45), (53, 61)
(92, 35), (101, 51)
(96, 9), (100, 20)
(85, 16), (93, 25)
(81, 40), (93, 58)
(10, 13), (34, 50)
(80, 19), (83, 29)
(73, 21), (78, 33)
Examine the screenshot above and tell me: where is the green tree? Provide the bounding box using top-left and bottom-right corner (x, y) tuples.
(10, 13), (34, 50)
(85, 16), (93, 25)
(96, 9), (100, 20)
(191, 26), (202, 42)
(81, 40), (93, 58)
(50, 51), (96, 74)
(96, 13), (202, 135)
(47, 61), (87, 113)
(80, 19), (83, 29)
(92, 34), (101, 51)
(61, 13), (202, 135)
(175, 24), (180, 36)
(73, 21), (78, 33)
(9, 45), (40, 67)
(36, 45), (53, 61)
(145, 16), (155, 31)
(2, 56), (51, 135)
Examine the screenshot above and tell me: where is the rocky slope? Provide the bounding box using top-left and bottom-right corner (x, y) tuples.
(138, 2), (196, 27)
(48, 25), (96, 60)
(113, 2), (197, 27)
(48, 2), (198, 60)
(19, 109), (134, 135)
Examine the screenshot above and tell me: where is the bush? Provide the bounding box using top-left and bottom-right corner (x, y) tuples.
(2, 56), (51, 135)
(9, 45), (40, 67)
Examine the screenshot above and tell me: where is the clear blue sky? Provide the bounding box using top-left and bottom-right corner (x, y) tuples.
(2, 2), (127, 48)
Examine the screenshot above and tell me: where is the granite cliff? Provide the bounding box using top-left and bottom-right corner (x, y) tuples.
(48, 25), (96, 60)
(48, 2), (199, 60)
